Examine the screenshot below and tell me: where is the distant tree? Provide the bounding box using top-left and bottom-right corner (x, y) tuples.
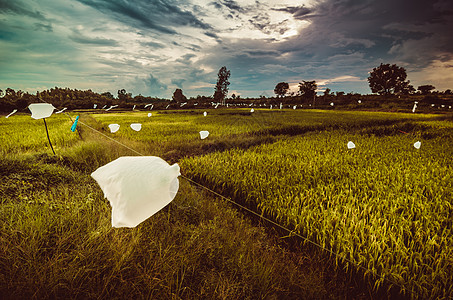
(172, 88), (187, 102)
(323, 88), (331, 97)
(445, 89), (452, 95)
(400, 83), (416, 95)
(5, 88), (16, 97)
(0, 89), (3, 97)
(117, 89), (129, 103)
(274, 82), (289, 98)
(418, 85), (435, 95)
(213, 66), (231, 105)
(367, 63), (410, 95)
(102, 92), (114, 99)
(298, 80), (317, 99)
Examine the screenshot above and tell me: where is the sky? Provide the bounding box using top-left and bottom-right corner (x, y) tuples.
(1, 0), (452, 98)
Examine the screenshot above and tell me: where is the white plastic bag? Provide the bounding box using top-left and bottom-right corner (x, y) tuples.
(199, 131), (209, 139)
(109, 124), (120, 133)
(28, 103), (55, 119)
(91, 156), (180, 228)
(130, 123), (142, 131)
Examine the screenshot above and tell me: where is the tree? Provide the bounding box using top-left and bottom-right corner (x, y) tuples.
(102, 92), (114, 99)
(117, 89), (130, 103)
(213, 66), (231, 105)
(274, 82), (289, 98)
(367, 63), (411, 95)
(418, 85), (435, 95)
(399, 82), (416, 95)
(299, 80), (317, 99)
(323, 88), (331, 97)
(172, 88), (187, 102)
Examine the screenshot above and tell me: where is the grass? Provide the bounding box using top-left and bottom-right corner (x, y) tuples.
(1, 108), (450, 299)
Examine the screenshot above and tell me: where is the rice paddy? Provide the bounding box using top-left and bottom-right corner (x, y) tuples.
(1, 108), (451, 299)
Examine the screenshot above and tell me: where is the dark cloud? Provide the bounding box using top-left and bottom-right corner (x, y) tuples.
(69, 30), (118, 46)
(76, 0), (211, 34)
(249, 12), (291, 35)
(145, 74), (167, 94)
(280, 0), (453, 70)
(210, 0), (244, 13)
(171, 78), (185, 88)
(0, 0), (47, 21)
(221, 0), (244, 13)
(2, 0), (453, 97)
(0, 28), (15, 40)
(140, 41), (166, 49)
(272, 6), (312, 19)
(204, 31), (219, 39)
(34, 23), (53, 32)
(244, 50), (281, 57)
(176, 53), (196, 64)
(209, 0), (247, 20)
(209, 2), (222, 10)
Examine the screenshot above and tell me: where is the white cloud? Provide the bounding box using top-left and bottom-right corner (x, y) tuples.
(410, 57), (453, 91)
(316, 75), (363, 86)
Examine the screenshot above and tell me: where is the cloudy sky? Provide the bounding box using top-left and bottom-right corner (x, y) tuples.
(1, 0), (452, 98)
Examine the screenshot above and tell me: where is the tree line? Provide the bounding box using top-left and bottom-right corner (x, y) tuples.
(1, 64), (451, 113)
(274, 63), (452, 99)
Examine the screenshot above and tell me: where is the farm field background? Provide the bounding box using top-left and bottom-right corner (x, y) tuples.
(1, 108), (452, 299)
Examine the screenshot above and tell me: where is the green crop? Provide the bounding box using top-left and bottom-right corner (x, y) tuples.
(181, 118), (453, 299)
(2, 108), (450, 298)
(0, 114), (79, 156)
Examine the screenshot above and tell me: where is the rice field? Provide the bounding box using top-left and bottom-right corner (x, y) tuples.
(0, 114), (79, 156)
(1, 108), (451, 299)
(180, 114), (453, 299)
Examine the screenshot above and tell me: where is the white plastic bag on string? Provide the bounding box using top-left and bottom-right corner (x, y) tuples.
(109, 124), (120, 133)
(130, 123), (142, 131)
(91, 156), (180, 228)
(28, 103), (55, 119)
(5, 109), (17, 118)
(199, 130), (209, 139)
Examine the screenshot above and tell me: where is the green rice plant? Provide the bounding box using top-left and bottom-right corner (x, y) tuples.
(180, 120), (453, 299)
(0, 114), (80, 156)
